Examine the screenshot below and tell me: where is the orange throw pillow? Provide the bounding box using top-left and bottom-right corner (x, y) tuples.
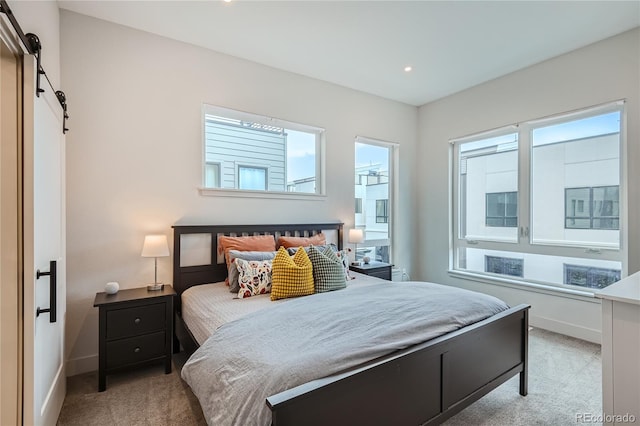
(278, 233), (326, 249)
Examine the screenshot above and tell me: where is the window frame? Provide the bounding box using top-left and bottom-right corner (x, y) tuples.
(200, 104), (326, 199)
(354, 136), (398, 264)
(450, 101), (626, 294)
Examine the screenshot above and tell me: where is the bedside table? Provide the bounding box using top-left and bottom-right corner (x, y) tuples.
(350, 261), (393, 280)
(93, 285), (176, 391)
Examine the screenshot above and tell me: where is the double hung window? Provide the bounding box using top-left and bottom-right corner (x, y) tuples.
(451, 102), (624, 291)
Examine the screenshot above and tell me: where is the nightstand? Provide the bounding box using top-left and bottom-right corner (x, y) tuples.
(349, 261), (393, 280)
(93, 285), (176, 391)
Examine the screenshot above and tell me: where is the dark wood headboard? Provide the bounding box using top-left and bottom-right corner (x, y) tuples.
(172, 223), (343, 311)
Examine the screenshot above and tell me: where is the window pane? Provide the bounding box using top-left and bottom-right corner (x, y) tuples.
(459, 247), (621, 289)
(203, 106), (321, 193)
(286, 129), (317, 193)
(357, 244), (390, 263)
(532, 111), (620, 247)
(564, 264), (620, 289)
(486, 193), (504, 217)
(205, 162), (220, 188)
(565, 187), (591, 229)
(376, 199), (388, 223)
(486, 192), (517, 228)
(505, 192), (518, 216)
(592, 186), (619, 230)
(239, 166), (266, 190)
(485, 255), (523, 277)
(459, 133), (518, 241)
(355, 141), (391, 259)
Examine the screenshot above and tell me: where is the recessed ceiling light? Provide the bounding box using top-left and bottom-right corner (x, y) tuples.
(223, 0), (232, 3)
(404, 66), (413, 72)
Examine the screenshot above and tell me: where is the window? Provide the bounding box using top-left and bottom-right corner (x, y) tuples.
(452, 102), (624, 291)
(565, 186), (619, 229)
(376, 200), (388, 223)
(564, 264), (621, 289)
(355, 137), (396, 263)
(486, 192), (517, 227)
(202, 104), (324, 194)
(485, 255), (524, 278)
(238, 166), (267, 190)
(355, 198), (363, 214)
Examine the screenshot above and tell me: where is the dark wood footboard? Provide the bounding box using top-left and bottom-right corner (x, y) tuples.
(267, 304), (530, 426)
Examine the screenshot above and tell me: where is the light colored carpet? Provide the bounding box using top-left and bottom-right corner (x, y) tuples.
(57, 328), (601, 426)
(442, 328), (601, 426)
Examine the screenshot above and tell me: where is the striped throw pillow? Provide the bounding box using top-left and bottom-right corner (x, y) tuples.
(271, 247), (314, 301)
(308, 245), (347, 293)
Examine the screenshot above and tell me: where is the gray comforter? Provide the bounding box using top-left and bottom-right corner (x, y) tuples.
(181, 281), (509, 426)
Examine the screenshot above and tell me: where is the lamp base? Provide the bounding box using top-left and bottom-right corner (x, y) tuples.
(147, 283), (164, 291)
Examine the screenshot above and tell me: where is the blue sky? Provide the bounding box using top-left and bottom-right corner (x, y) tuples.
(286, 135), (390, 182)
(461, 110), (620, 153)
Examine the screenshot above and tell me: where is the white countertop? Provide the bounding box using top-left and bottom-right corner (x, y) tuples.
(596, 271), (640, 305)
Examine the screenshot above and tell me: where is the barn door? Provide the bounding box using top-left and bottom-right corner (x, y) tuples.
(23, 53), (67, 425)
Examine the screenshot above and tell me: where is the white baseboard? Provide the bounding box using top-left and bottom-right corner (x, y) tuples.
(41, 364), (66, 426)
(66, 354), (98, 377)
(530, 314), (601, 344)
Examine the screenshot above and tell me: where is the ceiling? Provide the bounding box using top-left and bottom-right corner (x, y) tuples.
(58, 1), (640, 106)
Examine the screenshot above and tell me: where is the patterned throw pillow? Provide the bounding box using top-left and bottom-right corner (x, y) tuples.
(228, 250), (278, 293)
(236, 258), (273, 299)
(307, 245), (347, 293)
(271, 247), (314, 301)
(334, 249), (351, 280)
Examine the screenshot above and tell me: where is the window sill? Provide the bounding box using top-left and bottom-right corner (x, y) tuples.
(448, 269), (601, 303)
(198, 187), (327, 201)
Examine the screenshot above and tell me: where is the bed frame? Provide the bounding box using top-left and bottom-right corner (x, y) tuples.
(172, 223), (530, 426)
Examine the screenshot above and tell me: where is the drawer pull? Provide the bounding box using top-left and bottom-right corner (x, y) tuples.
(134, 347), (141, 353)
(134, 317), (141, 324)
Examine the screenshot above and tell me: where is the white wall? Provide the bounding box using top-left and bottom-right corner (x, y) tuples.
(417, 28), (640, 343)
(60, 11), (418, 375)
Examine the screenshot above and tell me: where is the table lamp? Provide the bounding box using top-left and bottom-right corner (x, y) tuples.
(348, 228), (365, 266)
(141, 234), (170, 290)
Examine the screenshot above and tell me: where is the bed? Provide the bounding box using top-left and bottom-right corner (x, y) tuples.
(172, 223), (530, 426)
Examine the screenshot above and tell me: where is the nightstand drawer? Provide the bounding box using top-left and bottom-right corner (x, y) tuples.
(106, 331), (166, 369)
(367, 269), (392, 280)
(106, 303), (165, 340)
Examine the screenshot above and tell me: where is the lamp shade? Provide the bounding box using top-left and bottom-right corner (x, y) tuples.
(141, 235), (170, 258)
(348, 228), (365, 244)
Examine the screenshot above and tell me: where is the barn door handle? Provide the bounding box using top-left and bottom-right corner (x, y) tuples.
(36, 260), (57, 323)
